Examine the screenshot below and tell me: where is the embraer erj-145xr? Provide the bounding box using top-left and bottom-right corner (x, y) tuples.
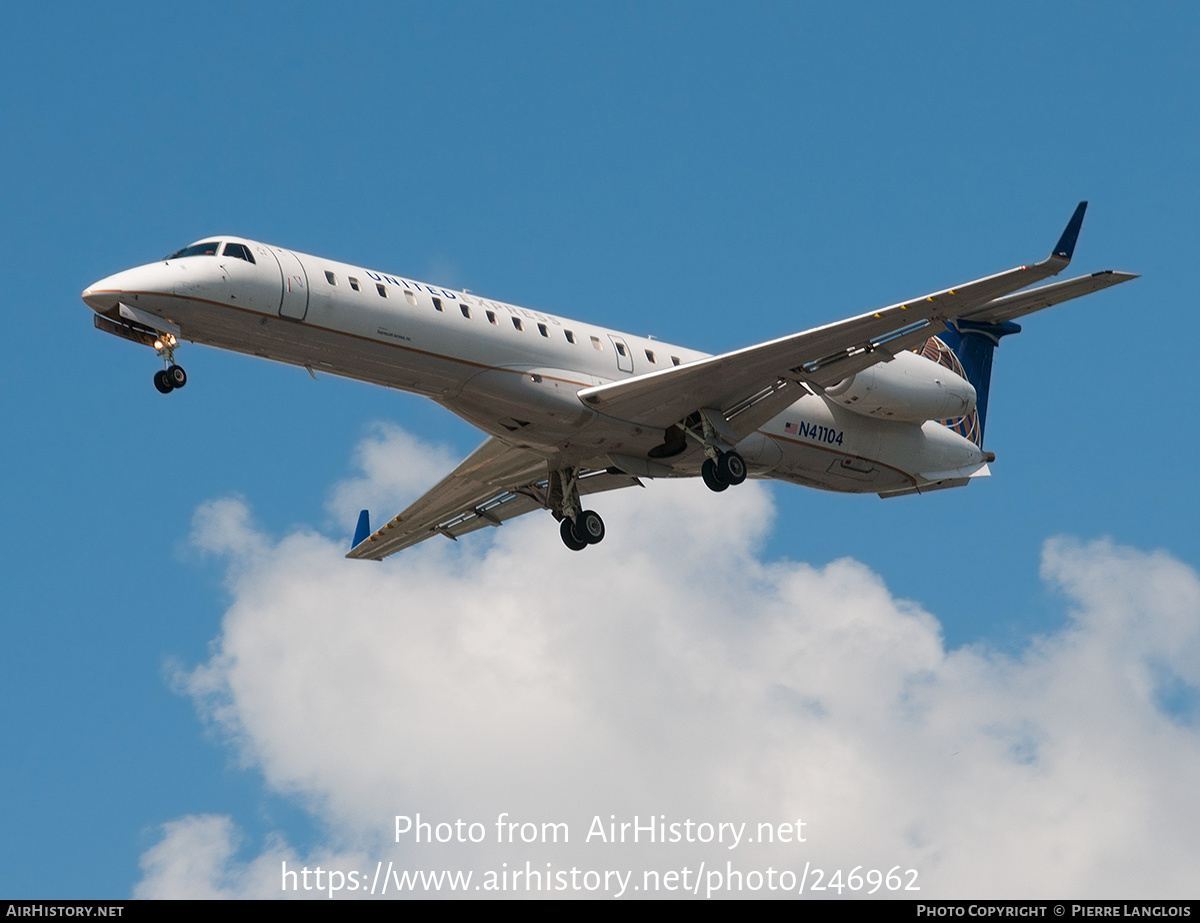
(83, 203), (1133, 556)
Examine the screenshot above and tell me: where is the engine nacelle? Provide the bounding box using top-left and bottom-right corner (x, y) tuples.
(824, 349), (976, 422)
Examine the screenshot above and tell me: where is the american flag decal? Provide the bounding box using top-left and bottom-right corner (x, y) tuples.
(784, 421), (798, 434)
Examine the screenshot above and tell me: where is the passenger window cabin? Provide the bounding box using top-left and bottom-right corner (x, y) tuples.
(460, 304), (471, 318)
(512, 318), (524, 332)
(590, 336), (603, 350)
(349, 277), (360, 291)
(377, 283), (387, 297)
(565, 330), (576, 344)
(538, 323), (548, 337)
(433, 297), (443, 312)
(324, 271), (337, 285)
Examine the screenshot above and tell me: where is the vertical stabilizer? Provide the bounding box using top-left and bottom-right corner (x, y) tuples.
(935, 319), (1022, 446)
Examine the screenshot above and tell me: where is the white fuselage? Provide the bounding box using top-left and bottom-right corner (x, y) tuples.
(83, 237), (986, 495)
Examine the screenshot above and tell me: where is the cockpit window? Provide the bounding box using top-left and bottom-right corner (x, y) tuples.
(168, 241), (222, 259)
(222, 242), (256, 264)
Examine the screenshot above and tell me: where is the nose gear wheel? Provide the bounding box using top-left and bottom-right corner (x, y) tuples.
(149, 333), (187, 394)
(153, 364), (187, 393)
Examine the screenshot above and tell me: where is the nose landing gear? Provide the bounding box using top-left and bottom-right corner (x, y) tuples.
(154, 364), (187, 393)
(150, 335), (187, 394)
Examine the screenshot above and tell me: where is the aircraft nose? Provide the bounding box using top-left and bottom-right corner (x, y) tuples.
(82, 273), (123, 311)
(81, 264), (175, 313)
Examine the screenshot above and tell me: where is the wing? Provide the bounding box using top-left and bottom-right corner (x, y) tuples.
(577, 203), (1125, 438)
(346, 437), (641, 560)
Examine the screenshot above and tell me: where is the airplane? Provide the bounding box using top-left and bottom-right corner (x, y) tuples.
(82, 203), (1134, 557)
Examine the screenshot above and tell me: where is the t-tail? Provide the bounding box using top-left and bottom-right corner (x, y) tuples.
(932, 318), (1021, 447)
(917, 202), (1135, 448)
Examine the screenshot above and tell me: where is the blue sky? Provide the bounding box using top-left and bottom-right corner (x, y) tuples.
(2, 2), (1198, 899)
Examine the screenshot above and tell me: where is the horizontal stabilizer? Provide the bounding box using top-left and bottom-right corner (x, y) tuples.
(961, 270), (1137, 324)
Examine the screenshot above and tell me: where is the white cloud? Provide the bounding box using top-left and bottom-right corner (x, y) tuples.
(325, 423), (461, 527)
(141, 427), (1200, 899)
(134, 815), (366, 900)
(135, 816), (265, 899)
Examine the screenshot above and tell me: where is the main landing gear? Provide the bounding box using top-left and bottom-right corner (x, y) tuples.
(150, 335), (187, 394)
(692, 411), (747, 493)
(560, 511), (605, 551)
(553, 468), (606, 551)
(701, 450), (747, 492)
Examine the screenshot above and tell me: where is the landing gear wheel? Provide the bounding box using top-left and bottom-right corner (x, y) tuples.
(717, 450), (746, 485)
(702, 457), (728, 492)
(575, 509), (605, 545)
(167, 365), (187, 389)
(560, 517), (588, 551)
(154, 370), (174, 394)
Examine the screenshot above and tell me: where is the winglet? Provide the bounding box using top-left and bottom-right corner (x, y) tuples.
(1052, 201), (1088, 261)
(352, 510), (371, 549)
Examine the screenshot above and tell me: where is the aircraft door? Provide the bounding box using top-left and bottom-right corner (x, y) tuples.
(269, 248), (310, 321)
(609, 335), (634, 373)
